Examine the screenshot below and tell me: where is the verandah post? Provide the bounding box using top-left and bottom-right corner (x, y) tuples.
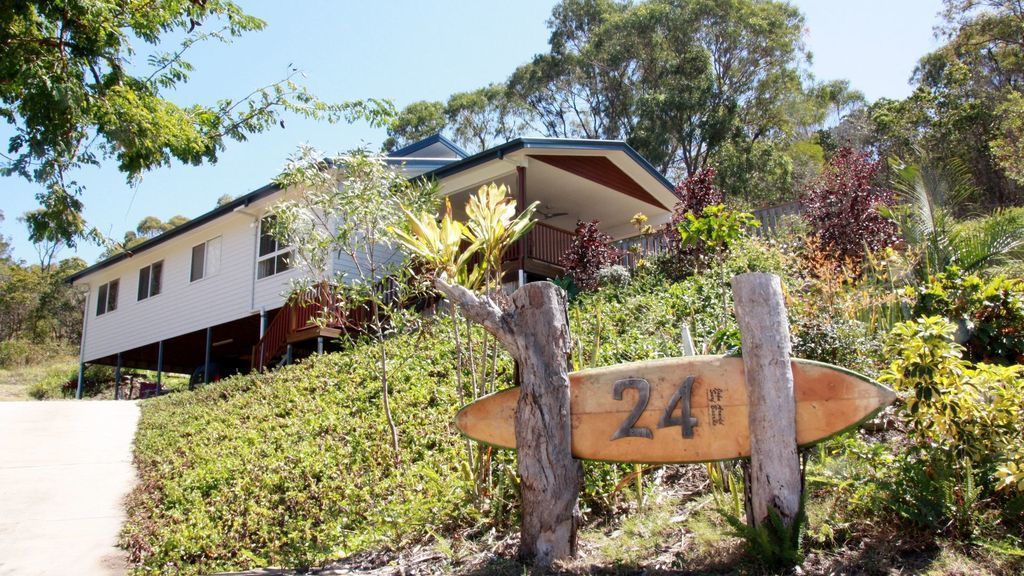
(75, 362), (85, 399)
(730, 273), (802, 530)
(201, 327), (212, 388)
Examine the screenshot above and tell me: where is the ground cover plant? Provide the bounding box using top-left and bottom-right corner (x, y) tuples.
(123, 206), (1024, 575)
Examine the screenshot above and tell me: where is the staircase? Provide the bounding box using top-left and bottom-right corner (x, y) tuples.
(250, 286), (357, 371)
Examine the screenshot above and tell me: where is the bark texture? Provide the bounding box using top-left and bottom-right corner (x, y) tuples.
(730, 273), (801, 528)
(434, 279), (582, 567)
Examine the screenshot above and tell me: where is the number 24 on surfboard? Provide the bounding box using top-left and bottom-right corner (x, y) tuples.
(455, 355), (897, 464)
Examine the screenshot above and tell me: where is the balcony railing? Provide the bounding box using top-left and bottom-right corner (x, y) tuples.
(504, 222), (576, 267)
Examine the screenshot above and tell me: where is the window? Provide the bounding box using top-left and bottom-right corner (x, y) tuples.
(96, 279), (119, 315)
(190, 237), (221, 282)
(257, 215), (292, 279)
(137, 261), (163, 301)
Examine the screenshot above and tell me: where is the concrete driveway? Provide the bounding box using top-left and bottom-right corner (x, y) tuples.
(0, 401), (139, 576)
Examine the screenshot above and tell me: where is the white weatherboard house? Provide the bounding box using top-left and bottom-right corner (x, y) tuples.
(67, 135), (679, 396)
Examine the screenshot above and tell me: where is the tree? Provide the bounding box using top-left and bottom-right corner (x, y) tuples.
(0, 1), (393, 246)
(216, 194), (235, 207)
(445, 85), (528, 153)
(866, 0), (1024, 206)
(98, 214), (190, 258)
(383, 100), (447, 152)
(507, 0), (807, 180)
(272, 146), (437, 462)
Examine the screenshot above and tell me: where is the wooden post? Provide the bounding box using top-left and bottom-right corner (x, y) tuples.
(76, 362), (85, 400)
(114, 352), (122, 400)
(435, 279), (581, 568)
(730, 273), (801, 529)
(201, 327), (212, 388)
(156, 341), (164, 395)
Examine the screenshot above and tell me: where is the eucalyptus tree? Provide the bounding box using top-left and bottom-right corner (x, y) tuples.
(0, 1), (393, 246)
(271, 146), (437, 462)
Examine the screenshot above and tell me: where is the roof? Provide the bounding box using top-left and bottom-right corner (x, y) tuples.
(389, 133), (468, 159)
(417, 137), (676, 194)
(66, 182), (281, 284)
(68, 137), (674, 284)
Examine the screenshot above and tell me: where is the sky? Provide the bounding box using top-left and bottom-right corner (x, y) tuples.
(0, 0), (945, 265)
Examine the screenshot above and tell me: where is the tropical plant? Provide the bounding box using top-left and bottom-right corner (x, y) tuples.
(801, 148), (899, 269)
(560, 220), (622, 292)
(888, 155), (1024, 278)
(393, 182), (537, 496)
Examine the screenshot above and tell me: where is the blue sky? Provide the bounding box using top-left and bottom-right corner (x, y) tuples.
(0, 0), (944, 265)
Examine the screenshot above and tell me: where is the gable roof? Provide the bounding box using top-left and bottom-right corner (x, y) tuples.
(67, 136), (674, 284)
(389, 133), (468, 159)
(418, 137), (676, 195)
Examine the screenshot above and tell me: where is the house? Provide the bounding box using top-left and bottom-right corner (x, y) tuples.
(67, 134), (679, 397)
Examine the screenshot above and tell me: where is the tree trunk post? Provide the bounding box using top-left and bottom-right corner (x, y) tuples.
(510, 282), (582, 567)
(433, 279), (581, 568)
(730, 273), (801, 529)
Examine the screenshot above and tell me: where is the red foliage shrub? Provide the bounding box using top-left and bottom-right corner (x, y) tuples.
(673, 166), (723, 214)
(661, 167), (725, 277)
(560, 220), (622, 291)
(801, 148), (899, 268)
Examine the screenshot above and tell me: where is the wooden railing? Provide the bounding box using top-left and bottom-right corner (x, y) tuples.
(251, 285), (348, 372)
(250, 281), (402, 372)
(504, 222), (576, 267)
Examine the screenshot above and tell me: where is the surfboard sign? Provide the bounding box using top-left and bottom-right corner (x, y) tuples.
(455, 356), (896, 464)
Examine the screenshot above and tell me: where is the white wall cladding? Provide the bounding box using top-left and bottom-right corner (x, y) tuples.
(75, 196), (299, 363)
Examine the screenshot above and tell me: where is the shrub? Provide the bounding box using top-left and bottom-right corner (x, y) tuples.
(792, 316), (882, 375)
(26, 365), (76, 399)
(0, 339), (33, 369)
(879, 316), (1024, 497)
(659, 205), (761, 279)
(596, 264), (630, 288)
(801, 147), (899, 269)
(661, 169), (726, 278)
(910, 268), (1024, 364)
(560, 220), (622, 292)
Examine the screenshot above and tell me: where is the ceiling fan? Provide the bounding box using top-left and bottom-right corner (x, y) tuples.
(537, 205), (568, 220)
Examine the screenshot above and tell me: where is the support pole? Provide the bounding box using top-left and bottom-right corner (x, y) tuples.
(317, 336), (324, 355)
(516, 165), (527, 287)
(203, 327), (212, 387)
(285, 344), (293, 365)
(76, 362), (85, 400)
(114, 352), (122, 400)
(156, 341), (164, 395)
(731, 272), (801, 529)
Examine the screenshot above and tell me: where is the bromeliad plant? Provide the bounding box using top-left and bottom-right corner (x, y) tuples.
(393, 182), (537, 498)
(393, 182), (538, 292)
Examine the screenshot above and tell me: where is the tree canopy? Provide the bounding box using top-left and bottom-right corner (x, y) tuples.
(0, 1), (393, 245)
(386, 0), (863, 207)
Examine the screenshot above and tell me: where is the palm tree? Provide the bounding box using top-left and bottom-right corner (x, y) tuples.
(887, 152), (1024, 280)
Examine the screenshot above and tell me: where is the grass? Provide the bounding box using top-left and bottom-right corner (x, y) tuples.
(0, 355), (78, 401)
(121, 266), (1024, 575)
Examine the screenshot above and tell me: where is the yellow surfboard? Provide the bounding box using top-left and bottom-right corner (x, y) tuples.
(455, 356), (896, 464)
